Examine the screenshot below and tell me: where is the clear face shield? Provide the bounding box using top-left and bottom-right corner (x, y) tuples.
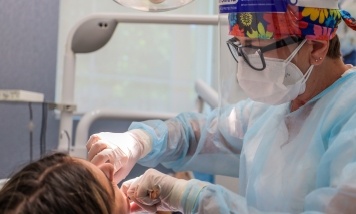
(218, 1), (314, 109)
(112, 0), (195, 12)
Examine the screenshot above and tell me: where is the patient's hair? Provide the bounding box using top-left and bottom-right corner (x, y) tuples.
(0, 153), (113, 214)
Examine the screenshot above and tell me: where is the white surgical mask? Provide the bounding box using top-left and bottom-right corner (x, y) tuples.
(236, 39), (314, 105)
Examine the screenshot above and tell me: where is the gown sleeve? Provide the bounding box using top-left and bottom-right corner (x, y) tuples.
(129, 99), (253, 176)
(182, 105), (356, 213)
(303, 110), (356, 213)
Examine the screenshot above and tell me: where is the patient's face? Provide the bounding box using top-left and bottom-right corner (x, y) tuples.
(78, 159), (130, 214)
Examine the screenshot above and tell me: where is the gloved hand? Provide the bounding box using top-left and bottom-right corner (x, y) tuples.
(86, 129), (152, 183)
(121, 168), (188, 213)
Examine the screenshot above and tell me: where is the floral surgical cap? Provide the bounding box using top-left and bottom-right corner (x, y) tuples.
(228, 4), (356, 40)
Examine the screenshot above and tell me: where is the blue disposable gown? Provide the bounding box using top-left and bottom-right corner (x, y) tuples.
(129, 68), (356, 213)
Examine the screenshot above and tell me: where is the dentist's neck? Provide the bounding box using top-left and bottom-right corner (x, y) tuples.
(290, 57), (351, 112)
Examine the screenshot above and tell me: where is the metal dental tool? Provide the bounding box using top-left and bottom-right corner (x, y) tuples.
(147, 184), (161, 200)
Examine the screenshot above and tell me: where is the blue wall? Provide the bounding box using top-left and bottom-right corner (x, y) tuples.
(0, 1), (171, 179)
(0, 1), (60, 178)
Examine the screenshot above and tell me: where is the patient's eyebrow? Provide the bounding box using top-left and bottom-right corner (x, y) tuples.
(77, 157), (116, 199)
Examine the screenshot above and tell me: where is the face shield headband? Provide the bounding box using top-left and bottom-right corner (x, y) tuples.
(228, 5), (356, 40)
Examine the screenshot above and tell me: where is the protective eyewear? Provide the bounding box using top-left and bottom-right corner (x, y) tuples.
(226, 36), (305, 71)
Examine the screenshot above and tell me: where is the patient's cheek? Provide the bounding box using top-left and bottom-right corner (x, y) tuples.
(114, 186), (130, 213)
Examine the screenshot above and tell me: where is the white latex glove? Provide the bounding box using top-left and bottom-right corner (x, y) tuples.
(121, 168), (188, 213)
(86, 129), (152, 183)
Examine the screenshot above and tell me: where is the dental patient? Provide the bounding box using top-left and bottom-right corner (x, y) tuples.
(0, 153), (130, 214)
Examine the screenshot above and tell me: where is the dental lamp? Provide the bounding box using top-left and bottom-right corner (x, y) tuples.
(59, 13), (219, 154)
(112, 0), (195, 12)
